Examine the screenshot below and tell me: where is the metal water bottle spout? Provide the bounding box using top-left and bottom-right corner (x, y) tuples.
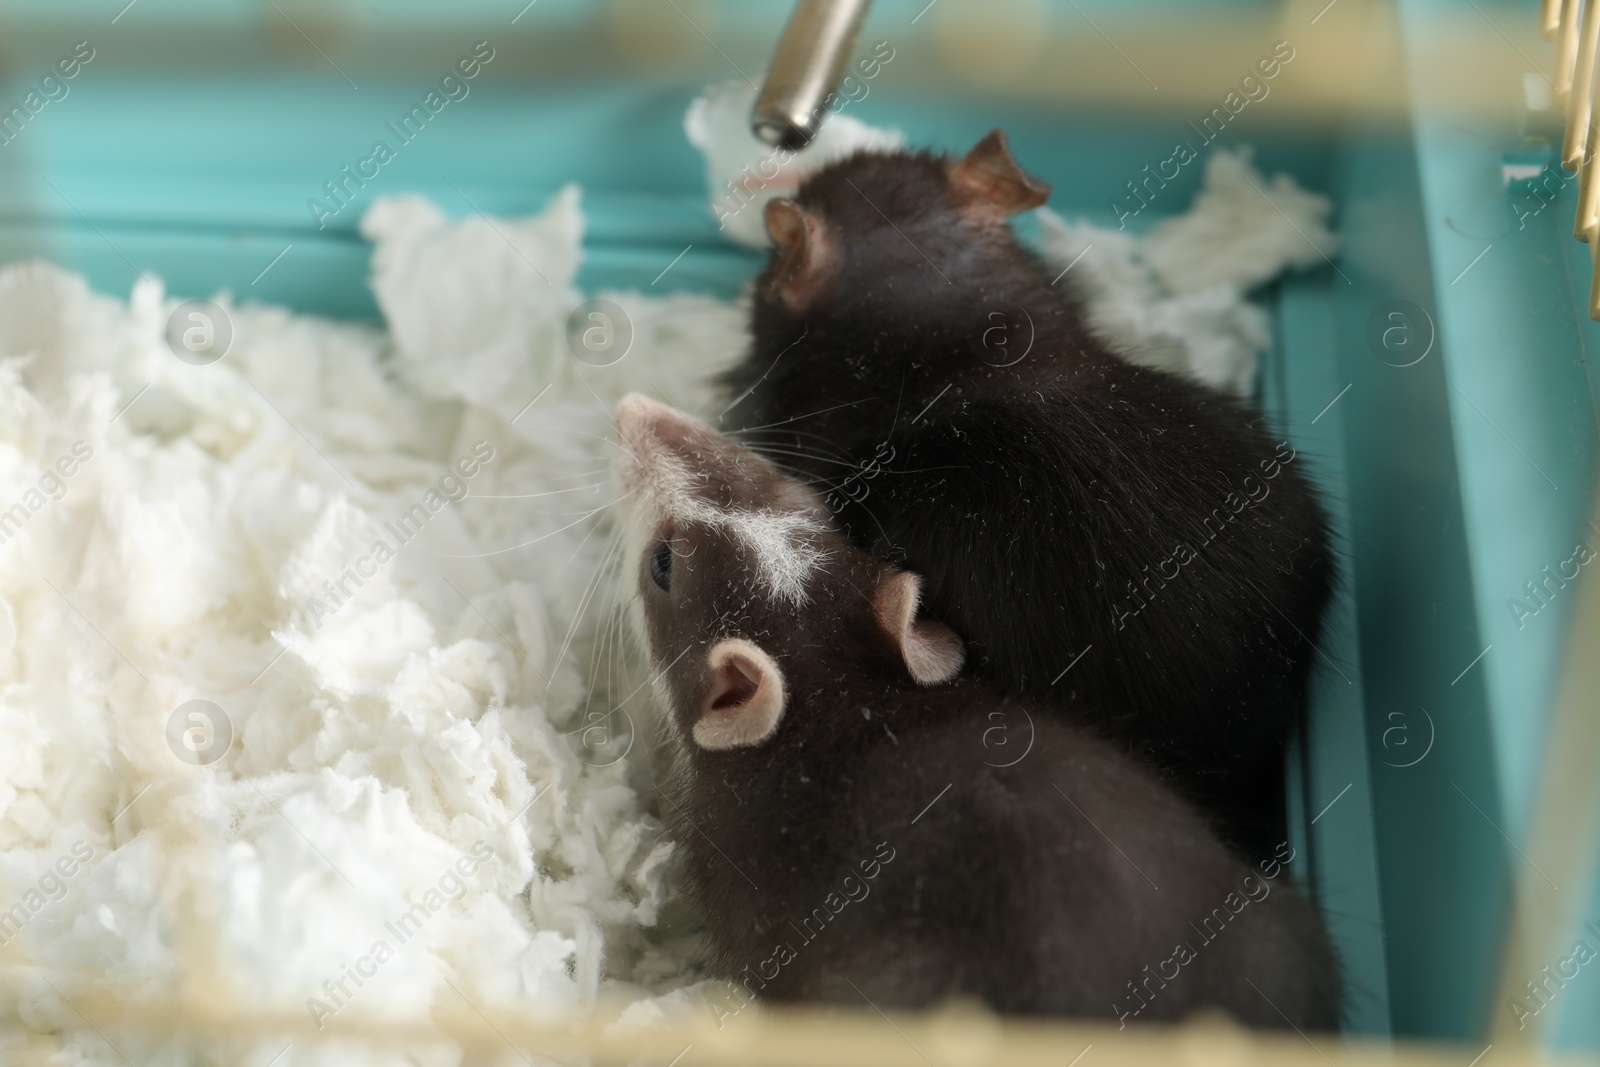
(750, 0), (874, 150)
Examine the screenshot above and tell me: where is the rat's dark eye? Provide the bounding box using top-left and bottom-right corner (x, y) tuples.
(649, 540), (673, 592)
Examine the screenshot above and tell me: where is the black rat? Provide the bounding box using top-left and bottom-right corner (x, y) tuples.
(611, 392), (1340, 1029)
(716, 131), (1334, 856)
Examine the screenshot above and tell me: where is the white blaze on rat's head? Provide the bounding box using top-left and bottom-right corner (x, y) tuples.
(613, 393), (828, 607)
(610, 395), (965, 755)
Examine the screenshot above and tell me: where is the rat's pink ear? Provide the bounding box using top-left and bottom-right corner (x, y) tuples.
(873, 570), (964, 685)
(950, 129), (1051, 220)
(694, 638), (787, 749)
(763, 198), (831, 310)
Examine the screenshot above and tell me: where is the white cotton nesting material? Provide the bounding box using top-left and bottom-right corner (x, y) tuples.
(0, 192), (739, 1066)
(1033, 149), (1339, 397)
(0, 85), (1336, 1065)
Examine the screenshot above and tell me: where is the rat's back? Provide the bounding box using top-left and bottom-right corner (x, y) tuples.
(763, 687), (1342, 1030)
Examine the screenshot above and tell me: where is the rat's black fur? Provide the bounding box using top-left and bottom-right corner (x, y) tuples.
(718, 142), (1334, 857)
(616, 398), (1341, 1028)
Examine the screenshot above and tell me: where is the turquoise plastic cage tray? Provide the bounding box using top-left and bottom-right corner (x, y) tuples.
(2, 0), (1598, 1051)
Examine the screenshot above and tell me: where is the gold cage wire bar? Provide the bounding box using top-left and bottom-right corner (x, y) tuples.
(1544, 0), (1600, 317)
(1, 971), (1597, 1067)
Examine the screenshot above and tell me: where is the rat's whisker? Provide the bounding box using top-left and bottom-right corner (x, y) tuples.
(717, 325), (809, 421)
(615, 641), (694, 710)
(756, 460), (837, 494)
(574, 529), (629, 721)
(592, 592), (626, 710)
(733, 425), (856, 452)
(548, 521), (628, 692)
(539, 506), (630, 518)
(435, 490), (635, 559)
(469, 482), (609, 500)
(727, 396), (878, 435)
(549, 466), (612, 482)
(733, 431), (857, 464)
(735, 445), (865, 472)
(558, 497), (623, 574)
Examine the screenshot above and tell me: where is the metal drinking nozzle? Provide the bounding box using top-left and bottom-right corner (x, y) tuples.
(750, 0), (874, 150)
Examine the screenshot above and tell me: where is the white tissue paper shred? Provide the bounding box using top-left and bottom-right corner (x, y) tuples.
(0, 192), (738, 1065)
(1035, 149), (1340, 397)
(0, 86), (1335, 1064)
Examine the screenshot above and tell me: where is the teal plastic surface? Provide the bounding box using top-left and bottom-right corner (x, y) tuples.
(3, 0), (1598, 1050)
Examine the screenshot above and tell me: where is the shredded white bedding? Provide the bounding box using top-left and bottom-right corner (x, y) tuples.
(1035, 148), (1340, 397)
(0, 85), (1336, 1065)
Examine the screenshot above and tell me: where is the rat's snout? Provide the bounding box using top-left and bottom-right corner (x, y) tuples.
(615, 393), (701, 450)
(613, 395), (666, 485)
(616, 394), (702, 492)
(612, 393), (825, 550)
(614, 393), (731, 489)
(614, 392), (671, 434)
(612, 393), (731, 533)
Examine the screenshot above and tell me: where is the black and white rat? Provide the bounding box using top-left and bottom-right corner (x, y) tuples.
(611, 392), (1340, 1028)
(716, 131), (1334, 855)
